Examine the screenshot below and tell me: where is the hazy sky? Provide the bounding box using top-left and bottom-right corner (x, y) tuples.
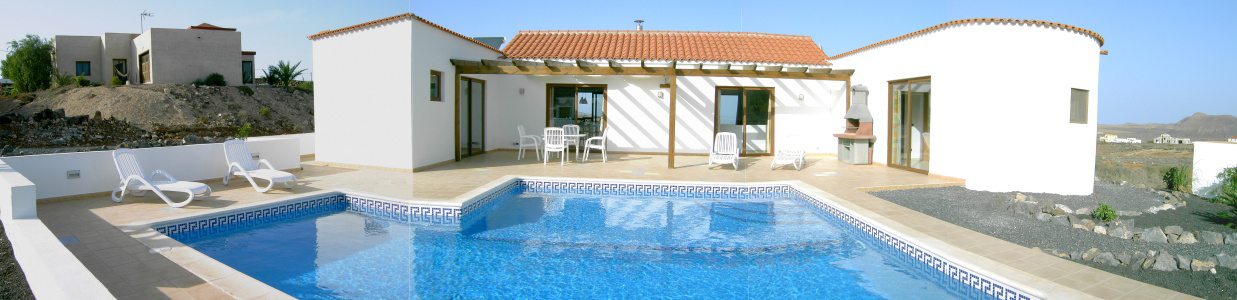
(2, 0), (1233, 124)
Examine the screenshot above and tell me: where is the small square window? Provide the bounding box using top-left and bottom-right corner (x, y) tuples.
(1070, 88), (1088, 124)
(75, 61), (91, 76)
(429, 70), (442, 101)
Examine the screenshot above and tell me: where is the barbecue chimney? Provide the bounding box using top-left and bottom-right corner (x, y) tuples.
(834, 85), (876, 164)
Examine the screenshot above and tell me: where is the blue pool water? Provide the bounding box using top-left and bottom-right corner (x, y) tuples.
(173, 190), (976, 299)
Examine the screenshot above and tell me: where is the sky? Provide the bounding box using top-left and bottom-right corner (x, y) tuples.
(1, 0), (1233, 124)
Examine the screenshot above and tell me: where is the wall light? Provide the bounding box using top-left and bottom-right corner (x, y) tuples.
(657, 91), (665, 99)
(798, 94), (805, 101)
(518, 88), (525, 95)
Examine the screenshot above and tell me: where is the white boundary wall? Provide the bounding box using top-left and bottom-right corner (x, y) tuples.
(0, 138), (299, 200)
(255, 133), (315, 156)
(1192, 141), (1237, 198)
(831, 22), (1102, 195)
(312, 20), (414, 169)
(0, 162), (112, 299)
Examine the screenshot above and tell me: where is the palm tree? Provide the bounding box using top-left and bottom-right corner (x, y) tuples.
(261, 60), (305, 87)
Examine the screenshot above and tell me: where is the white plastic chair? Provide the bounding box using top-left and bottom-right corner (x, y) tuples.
(708, 132), (740, 170)
(582, 127), (609, 163)
(543, 128), (567, 166)
(517, 125), (541, 161)
(223, 139), (297, 193)
(563, 124), (581, 159)
(771, 138), (806, 170)
(111, 148), (210, 208)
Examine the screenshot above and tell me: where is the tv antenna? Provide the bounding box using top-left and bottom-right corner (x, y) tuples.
(140, 10), (154, 33)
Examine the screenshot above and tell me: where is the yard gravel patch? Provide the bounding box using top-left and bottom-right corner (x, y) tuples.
(870, 185), (1237, 299)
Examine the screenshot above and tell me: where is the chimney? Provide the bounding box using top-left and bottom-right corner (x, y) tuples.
(635, 20), (645, 31)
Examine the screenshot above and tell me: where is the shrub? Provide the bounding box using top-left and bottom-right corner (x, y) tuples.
(110, 75), (123, 86)
(257, 106), (271, 118)
(295, 81), (313, 94)
(236, 85), (254, 96)
(198, 116), (209, 124)
(1092, 203), (1118, 223)
(1207, 167), (1237, 229)
(1163, 165), (1192, 193)
(0, 35), (55, 93)
(75, 76), (90, 87)
(202, 72), (230, 86)
(261, 60), (306, 87)
(236, 124), (252, 139)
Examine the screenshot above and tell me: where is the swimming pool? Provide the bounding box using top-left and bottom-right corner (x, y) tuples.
(155, 179), (1035, 299)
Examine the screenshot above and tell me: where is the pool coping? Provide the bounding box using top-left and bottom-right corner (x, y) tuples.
(114, 176), (1095, 299)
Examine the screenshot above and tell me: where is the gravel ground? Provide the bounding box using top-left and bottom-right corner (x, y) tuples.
(1137, 199), (1236, 233)
(1015, 181), (1165, 212)
(870, 185), (1237, 299)
(0, 222), (35, 299)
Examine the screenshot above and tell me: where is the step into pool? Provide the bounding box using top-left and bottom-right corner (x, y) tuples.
(158, 179), (1033, 299)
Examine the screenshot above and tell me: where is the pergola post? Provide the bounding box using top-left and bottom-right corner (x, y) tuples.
(667, 71), (678, 169)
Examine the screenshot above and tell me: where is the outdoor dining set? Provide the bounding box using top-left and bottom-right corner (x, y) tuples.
(515, 125), (808, 171)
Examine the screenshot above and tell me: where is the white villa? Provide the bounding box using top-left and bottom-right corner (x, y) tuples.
(53, 23), (257, 85)
(1153, 133), (1191, 144)
(310, 13), (1103, 195)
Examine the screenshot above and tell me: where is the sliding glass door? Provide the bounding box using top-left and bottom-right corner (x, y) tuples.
(458, 77), (485, 158)
(715, 87), (774, 155)
(547, 84), (606, 137)
(888, 78), (930, 172)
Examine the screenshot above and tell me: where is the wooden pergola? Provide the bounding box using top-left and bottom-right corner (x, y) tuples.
(450, 59), (855, 169)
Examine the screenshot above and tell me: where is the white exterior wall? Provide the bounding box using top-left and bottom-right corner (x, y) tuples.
(480, 74), (845, 155)
(101, 33), (135, 85)
(146, 28), (243, 84)
(1192, 141), (1237, 198)
(409, 20), (502, 168)
(52, 35), (104, 83)
(831, 22), (1101, 195)
(312, 20), (414, 169)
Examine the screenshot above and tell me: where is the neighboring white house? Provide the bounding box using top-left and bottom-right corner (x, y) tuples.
(310, 13), (1106, 195)
(1228, 136), (1236, 143)
(1153, 133), (1191, 144)
(53, 23), (257, 86)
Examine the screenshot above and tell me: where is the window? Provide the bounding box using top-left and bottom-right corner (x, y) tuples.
(429, 70), (442, 101)
(1070, 88), (1088, 124)
(75, 61), (91, 76)
(241, 61), (254, 84)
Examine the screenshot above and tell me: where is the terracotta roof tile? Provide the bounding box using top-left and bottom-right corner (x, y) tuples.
(307, 13), (503, 55)
(503, 30), (830, 66)
(830, 18), (1104, 60)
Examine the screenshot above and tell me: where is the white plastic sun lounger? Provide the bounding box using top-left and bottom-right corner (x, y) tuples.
(223, 139), (297, 193)
(708, 132), (740, 170)
(111, 148), (210, 208)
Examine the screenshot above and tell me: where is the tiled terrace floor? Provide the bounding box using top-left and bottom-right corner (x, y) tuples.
(36, 151), (1195, 299)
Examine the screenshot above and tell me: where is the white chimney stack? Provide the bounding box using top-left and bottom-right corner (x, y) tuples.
(635, 20), (645, 31)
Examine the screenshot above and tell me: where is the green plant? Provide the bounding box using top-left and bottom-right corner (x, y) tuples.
(194, 73), (227, 86)
(295, 81), (313, 94)
(236, 124), (252, 139)
(1092, 203), (1118, 223)
(1207, 167), (1237, 229)
(257, 106), (271, 118)
(51, 72), (75, 87)
(198, 116), (209, 124)
(236, 85), (254, 96)
(1163, 165), (1192, 193)
(110, 75), (123, 86)
(0, 35), (55, 93)
(75, 76), (90, 87)
(261, 60), (306, 88)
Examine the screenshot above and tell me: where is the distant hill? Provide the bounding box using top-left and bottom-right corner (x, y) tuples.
(1099, 112), (1237, 142)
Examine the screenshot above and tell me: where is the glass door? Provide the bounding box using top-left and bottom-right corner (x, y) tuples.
(458, 77), (485, 158)
(888, 78), (930, 172)
(547, 85), (606, 137)
(715, 87), (774, 156)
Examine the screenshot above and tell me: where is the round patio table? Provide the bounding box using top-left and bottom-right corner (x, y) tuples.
(543, 133), (588, 161)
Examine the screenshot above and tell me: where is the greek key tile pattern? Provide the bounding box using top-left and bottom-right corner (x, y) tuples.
(156, 193), (462, 240)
